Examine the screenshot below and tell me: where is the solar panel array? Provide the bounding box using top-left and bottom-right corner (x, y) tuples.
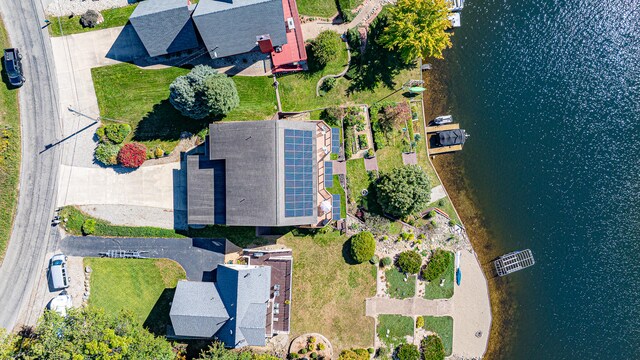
(284, 129), (315, 218)
(324, 161), (333, 188)
(332, 195), (341, 220)
(331, 128), (340, 155)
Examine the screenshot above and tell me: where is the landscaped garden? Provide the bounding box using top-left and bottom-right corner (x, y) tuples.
(84, 257), (186, 334)
(0, 19), (20, 261)
(421, 316), (453, 356)
(376, 314), (414, 349)
(423, 250), (454, 299)
(384, 268), (416, 299)
(92, 63), (277, 153)
(278, 229), (376, 352)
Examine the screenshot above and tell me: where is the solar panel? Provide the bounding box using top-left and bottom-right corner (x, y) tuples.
(331, 128), (340, 154)
(332, 195), (341, 220)
(284, 129), (315, 218)
(325, 161), (333, 188)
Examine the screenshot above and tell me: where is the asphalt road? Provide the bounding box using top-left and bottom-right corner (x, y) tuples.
(0, 0), (62, 329)
(60, 236), (226, 281)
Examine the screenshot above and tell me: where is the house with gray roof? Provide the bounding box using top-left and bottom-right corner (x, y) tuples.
(127, 0), (307, 71)
(187, 120), (338, 228)
(169, 264), (273, 347)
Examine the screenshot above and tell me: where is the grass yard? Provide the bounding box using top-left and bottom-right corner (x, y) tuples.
(385, 268), (416, 299)
(326, 175), (347, 218)
(421, 316), (453, 356)
(84, 257), (186, 334)
(297, 0), (339, 17)
(47, 5), (137, 37)
(92, 63), (277, 152)
(279, 229), (376, 352)
(427, 197), (461, 224)
(0, 19), (20, 262)
(424, 251), (454, 300)
(345, 158), (379, 213)
(376, 314), (414, 349)
(60, 206), (264, 247)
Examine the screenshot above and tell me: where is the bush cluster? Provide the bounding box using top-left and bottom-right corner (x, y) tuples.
(381, 256), (392, 267)
(337, 348), (369, 360)
(416, 316), (425, 328)
(350, 231), (376, 264)
(396, 250), (422, 274)
(396, 343), (420, 360)
(82, 219), (96, 235)
(117, 142), (147, 168)
(421, 335), (445, 360)
(321, 106), (344, 127)
(94, 143), (121, 166)
(311, 31), (342, 68)
(321, 77), (337, 92)
(422, 249), (450, 281)
(102, 123), (131, 144)
(80, 10), (101, 28)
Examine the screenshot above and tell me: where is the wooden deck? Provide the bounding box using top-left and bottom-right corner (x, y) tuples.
(428, 145), (463, 155)
(425, 123), (460, 133)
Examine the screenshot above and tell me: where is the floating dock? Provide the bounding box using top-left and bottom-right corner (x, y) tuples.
(426, 123), (467, 155)
(493, 249), (535, 276)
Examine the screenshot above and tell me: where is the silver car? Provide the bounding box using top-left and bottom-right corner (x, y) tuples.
(49, 254), (70, 290)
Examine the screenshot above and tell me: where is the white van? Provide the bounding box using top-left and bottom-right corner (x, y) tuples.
(49, 254), (69, 290)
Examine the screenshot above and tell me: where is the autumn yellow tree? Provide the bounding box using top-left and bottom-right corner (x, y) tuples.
(379, 0), (452, 63)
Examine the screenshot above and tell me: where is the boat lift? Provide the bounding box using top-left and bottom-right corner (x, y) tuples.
(99, 250), (149, 259)
(493, 249), (535, 276)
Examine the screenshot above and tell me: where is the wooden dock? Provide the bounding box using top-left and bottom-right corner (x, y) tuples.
(428, 145), (463, 155)
(426, 123), (460, 133)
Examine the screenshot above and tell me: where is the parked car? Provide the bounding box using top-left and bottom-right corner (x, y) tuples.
(48, 292), (72, 317)
(3, 48), (24, 87)
(49, 254), (70, 290)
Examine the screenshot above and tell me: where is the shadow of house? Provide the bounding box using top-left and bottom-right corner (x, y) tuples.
(133, 100), (210, 143)
(105, 23), (149, 62)
(144, 287), (177, 336)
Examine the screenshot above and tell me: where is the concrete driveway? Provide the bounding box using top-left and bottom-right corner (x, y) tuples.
(60, 236), (227, 281)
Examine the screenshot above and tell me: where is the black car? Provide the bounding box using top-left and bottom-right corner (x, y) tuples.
(3, 48), (24, 87)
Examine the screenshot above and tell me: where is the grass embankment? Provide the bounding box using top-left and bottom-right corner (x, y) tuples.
(376, 314), (414, 349)
(424, 251), (454, 299)
(60, 206), (263, 247)
(92, 63), (277, 152)
(326, 175), (347, 218)
(427, 197), (461, 224)
(385, 268), (415, 299)
(0, 19), (20, 262)
(297, 0), (338, 17)
(47, 4), (137, 37)
(279, 229), (376, 352)
(84, 257), (186, 334)
(421, 316), (453, 356)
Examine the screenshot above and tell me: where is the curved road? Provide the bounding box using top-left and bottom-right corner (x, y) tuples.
(0, 0), (61, 329)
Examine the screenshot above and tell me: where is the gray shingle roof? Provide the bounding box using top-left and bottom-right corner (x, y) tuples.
(170, 281), (230, 338)
(129, 0), (200, 57)
(192, 0), (287, 58)
(186, 155), (227, 225)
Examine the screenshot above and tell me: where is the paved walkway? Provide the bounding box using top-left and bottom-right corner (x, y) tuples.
(402, 152), (417, 165)
(430, 185), (447, 203)
(366, 297), (452, 317)
(364, 157), (379, 171)
(332, 160), (347, 175)
(301, 0), (393, 39)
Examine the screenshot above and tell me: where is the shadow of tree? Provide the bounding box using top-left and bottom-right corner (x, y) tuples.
(346, 9), (415, 94)
(133, 100), (216, 143)
(143, 287), (176, 336)
(342, 237), (360, 265)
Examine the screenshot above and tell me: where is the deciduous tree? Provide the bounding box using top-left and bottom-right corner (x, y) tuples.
(170, 65), (238, 119)
(311, 30), (342, 68)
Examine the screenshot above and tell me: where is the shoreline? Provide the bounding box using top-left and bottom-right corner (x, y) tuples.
(421, 59), (516, 359)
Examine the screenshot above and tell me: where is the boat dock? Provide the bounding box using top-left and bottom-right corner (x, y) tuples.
(493, 249), (535, 276)
(426, 123), (466, 155)
(426, 123), (460, 133)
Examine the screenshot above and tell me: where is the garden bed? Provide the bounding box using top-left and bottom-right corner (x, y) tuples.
(420, 316), (453, 356)
(423, 251), (454, 299)
(376, 314), (414, 349)
(384, 268), (416, 299)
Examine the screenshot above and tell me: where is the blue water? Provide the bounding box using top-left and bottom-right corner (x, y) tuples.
(443, 0), (640, 358)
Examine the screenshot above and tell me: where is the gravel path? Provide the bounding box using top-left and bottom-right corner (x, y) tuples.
(46, 0), (131, 17)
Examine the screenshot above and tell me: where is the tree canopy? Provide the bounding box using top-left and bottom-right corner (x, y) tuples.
(396, 250), (423, 274)
(7, 308), (174, 359)
(396, 343), (420, 360)
(198, 342), (280, 360)
(311, 30), (342, 68)
(350, 231), (376, 263)
(379, 0), (452, 62)
(169, 65), (239, 119)
(421, 335), (445, 360)
(376, 165), (430, 218)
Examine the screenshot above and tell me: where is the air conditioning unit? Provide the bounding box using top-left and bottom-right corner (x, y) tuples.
(287, 17), (295, 30)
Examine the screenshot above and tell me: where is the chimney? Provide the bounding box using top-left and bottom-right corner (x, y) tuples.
(256, 34), (274, 53)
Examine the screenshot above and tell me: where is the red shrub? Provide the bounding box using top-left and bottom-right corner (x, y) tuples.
(117, 142), (147, 168)
(381, 102), (411, 131)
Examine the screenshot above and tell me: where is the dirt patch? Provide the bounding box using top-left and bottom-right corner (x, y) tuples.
(67, 256), (87, 308)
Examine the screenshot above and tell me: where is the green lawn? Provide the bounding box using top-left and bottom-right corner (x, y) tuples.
(326, 175), (347, 219)
(427, 197), (461, 224)
(385, 268), (415, 299)
(346, 159), (374, 211)
(279, 229), (376, 352)
(92, 63), (277, 151)
(84, 257), (186, 334)
(376, 314), (414, 349)
(424, 251), (454, 300)
(0, 19), (20, 262)
(60, 206), (264, 247)
(297, 0), (339, 17)
(421, 316), (453, 356)
(47, 5), (137, 37)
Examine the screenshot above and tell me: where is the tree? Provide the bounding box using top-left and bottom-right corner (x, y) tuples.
(379, 0), (452, 63)
(396, 343), (420, 360)
(170, 65), (230, 119)
(198, 341), (280, 359)
(421, 249), (451, 281)
(0, 328), (16, 359)
(205, 73), (240, 116)
(17, 308), (174, 359)
(376, 165), (430, 218)
(421, 335), (445, 360)
(118, 142), (147, 168)
(337, 348), (370, 360)
(311, 30), (342, 67)
(350, 231), (376, 263)
(396, 250), (422, 274)
(380, 102), (411, 133)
